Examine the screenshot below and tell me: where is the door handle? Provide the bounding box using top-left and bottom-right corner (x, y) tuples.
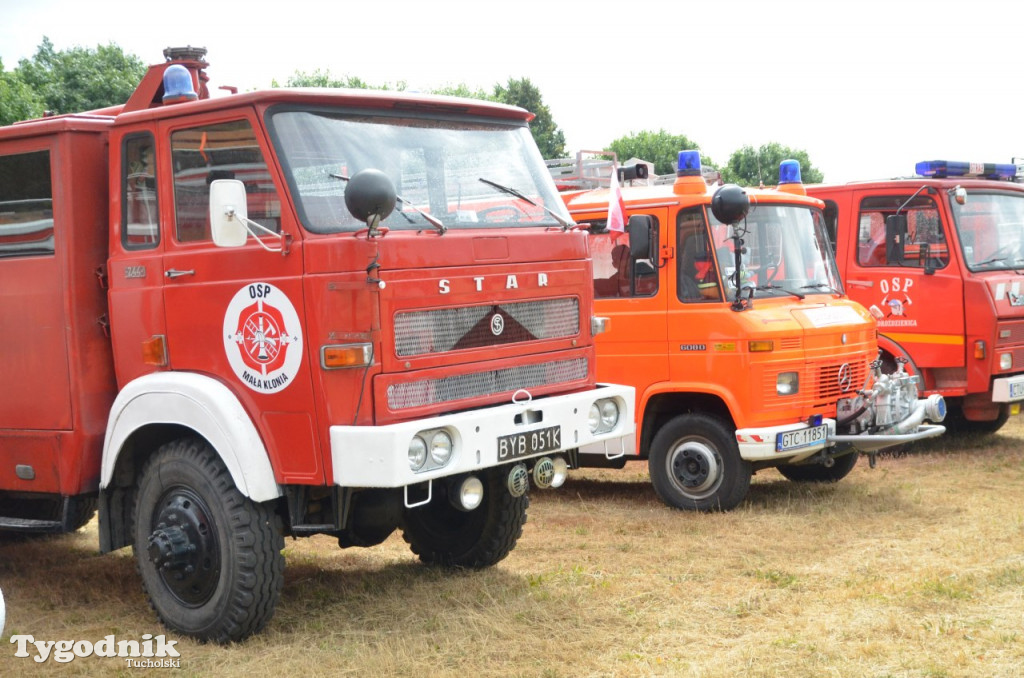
(846, 279), (873, 288)
(164, 268), (195, 279)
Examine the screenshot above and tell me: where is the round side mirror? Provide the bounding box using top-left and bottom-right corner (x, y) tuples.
(711, 184), (750, 225)
(345, 169), (397, 225)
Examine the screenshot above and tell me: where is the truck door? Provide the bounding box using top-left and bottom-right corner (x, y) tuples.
(843, 191), (963, 370)
(0, 143), (70, 493)
(591, 209), (670, 397)
(158, 116), (320, 484)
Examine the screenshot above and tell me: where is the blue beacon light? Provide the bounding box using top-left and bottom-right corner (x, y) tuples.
(162, 64), (198, 104)
(677, 150), (702, 176)
(779, 159), (802, 184)
(915, 160), (1017, 180)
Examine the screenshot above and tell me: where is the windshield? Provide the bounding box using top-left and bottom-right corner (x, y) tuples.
(267, 108), (570, 233)
(709, 204), (842, 299)
(950, 191), (1024, 271)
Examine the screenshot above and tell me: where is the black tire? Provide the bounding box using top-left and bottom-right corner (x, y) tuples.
(777, 450), (859, 482)
(945, 402), (1010, 436)
(648, 414), (751, 512)
(402, 468), (527, 568)
(133, 437), (284, 643)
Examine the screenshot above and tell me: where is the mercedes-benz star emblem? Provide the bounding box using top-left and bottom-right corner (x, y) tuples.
(837, 363), (852, 392)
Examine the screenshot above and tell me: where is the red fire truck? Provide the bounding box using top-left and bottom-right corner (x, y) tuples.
(808, 161), (1024, 434)
(558, 152), (946, 511)
(0, 47), (634, 642)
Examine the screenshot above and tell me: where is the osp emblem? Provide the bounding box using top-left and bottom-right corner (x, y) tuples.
(490, 312), (505, 336)
(223, 283), (302, 393)
(837, 363), (852, 392)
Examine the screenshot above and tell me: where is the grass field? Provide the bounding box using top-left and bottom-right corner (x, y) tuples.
(2, 420), (1023, 677)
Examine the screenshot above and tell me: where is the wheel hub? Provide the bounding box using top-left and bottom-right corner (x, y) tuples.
(670, 443), (720, 494)
(147, 489), (220, 606)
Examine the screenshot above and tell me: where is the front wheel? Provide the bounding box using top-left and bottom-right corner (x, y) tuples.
(648, 414), (751, 512)
(945, 402), (1010, 436)
(402, 468), (528, 568)
(133, 437), (284, 643)
(777, 450), (859, 482)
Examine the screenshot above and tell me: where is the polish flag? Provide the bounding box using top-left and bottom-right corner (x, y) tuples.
(607, 165), (626, 232)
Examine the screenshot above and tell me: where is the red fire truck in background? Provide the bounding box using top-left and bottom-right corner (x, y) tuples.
(556, 152), (946, 511)
(0, 47), (634, 642)
(809, 160), (1024, 434)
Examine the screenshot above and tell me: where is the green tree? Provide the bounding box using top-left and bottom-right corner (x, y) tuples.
(722, 143), (823, 186)
(492, 78), (565, 160)
(607, 129), (713, 176)
(16, 37), (147, 115)
(276, 69), (406, 91)
(0, 59), (44, 125)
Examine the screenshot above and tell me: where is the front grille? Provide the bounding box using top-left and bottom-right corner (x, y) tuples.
(762, 358), (868, 409)
(394, 298), (579, 357)
(386, 357), (588, 410)
(811, 359), (868, 404)
(995, 319), (1024, 346)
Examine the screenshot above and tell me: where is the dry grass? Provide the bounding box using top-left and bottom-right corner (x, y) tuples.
(3, 419), (1024, 677)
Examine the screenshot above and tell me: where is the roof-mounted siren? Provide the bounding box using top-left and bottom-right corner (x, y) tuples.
(673, 150), (706, 195)
(162, 64), (198, 105)
(915, 160), (1018, 181)
(776, 159), (806, 195)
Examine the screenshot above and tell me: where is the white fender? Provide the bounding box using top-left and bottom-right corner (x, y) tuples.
(101, 372), (281, 502)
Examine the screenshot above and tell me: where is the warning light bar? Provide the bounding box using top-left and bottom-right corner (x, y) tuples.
(915, 160), (1018, 180)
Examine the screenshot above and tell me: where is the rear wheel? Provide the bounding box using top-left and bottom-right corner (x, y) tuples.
(402, 468), (527, 568)
(777, 451), (859, 482)
(945, 402), (1010, 435)
(648, 414), (751, 512)
(133, 437), (284, 643)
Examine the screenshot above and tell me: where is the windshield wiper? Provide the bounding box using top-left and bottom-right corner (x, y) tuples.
(478, 177), (573, 230)
(331, 173), (446, 234)
(800, 282), (839, 294)
(755, 284), (805, 300)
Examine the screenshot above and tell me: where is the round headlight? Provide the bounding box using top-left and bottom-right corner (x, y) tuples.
(429, 430), (453, 466)
(588, 402), (602, 433)
(600, 399), (619, 429)
(408, 435), (427, 471)
(455, 476), (484, 511)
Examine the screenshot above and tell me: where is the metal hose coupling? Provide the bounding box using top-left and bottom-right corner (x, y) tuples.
(886, 394), (947, 435)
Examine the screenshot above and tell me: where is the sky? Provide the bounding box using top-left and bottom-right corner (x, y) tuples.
(1, 0), (1021, 183)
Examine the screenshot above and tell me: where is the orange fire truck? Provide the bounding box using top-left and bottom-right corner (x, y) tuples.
(559, 151), (945, 511)
(0, 47), (634, 641)
(808, 160), (1024, 434)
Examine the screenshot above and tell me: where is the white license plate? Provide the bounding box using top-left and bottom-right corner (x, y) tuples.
(776, 424), (828, 452)
(497, 425), (561, 461)
(1010, 381), (1024, 399)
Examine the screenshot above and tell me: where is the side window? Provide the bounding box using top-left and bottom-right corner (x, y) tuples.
(677, 207), (720, 303)
(171, 119), (281, 243)
(857, 195), (948, 269)
(0, 150), (54, 258)
(589, 218), (659, 298)
(822, 200), (838, 255)
(123, 134), (159, 249)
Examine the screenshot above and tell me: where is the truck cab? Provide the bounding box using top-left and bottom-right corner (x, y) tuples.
(561, 152), (945, 511)
(809, 160), (1024, 433)
(0, 48), (634, 642)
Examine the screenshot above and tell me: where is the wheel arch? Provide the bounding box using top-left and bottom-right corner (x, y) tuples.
(98, 373), (281, 552)
(638, 388), (735, 459)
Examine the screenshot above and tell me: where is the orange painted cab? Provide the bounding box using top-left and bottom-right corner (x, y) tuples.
(809, 160), (1024, 434)
(561, 152), (945, 511)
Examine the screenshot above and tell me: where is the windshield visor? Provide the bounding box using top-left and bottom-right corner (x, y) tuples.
(267, 108), (569, 233)
(710, 204), (842, 299)
(951, 192), (1024, 271)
